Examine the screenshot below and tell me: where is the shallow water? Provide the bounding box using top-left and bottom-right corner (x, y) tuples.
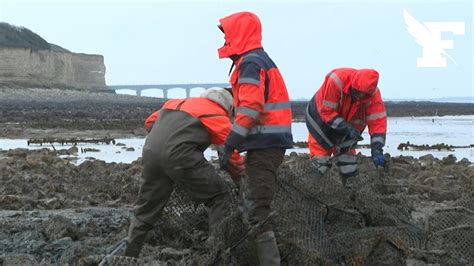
(1, 115), (472, 164)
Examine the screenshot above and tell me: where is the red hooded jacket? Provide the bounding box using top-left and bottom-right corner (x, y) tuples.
(218, 12), (293, 152)
(306, 68), (387, 156)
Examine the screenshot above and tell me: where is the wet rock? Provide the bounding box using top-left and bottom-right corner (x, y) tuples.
(422, 176), (440, 187)
(82, 148), (100, 153)
(391, 165), (411, 179)
(159, 247), (191, 261)
(133, 128), (147, 135)
(59, 244), (96, 265)
(22, 158), (42, 170)
(458, 158), (471, 166)
(39, 197), (61, 210)
(78, 255), (143, 266)
(430, 190), (460, 202)
(392, 156), (414, 165)
(116, 143), (126, 146)
(64, 156), (78, 162)
(441, 155), (456, 165)
(0, 254), (37, 266)
(6, 148), (29, 157)
(460, 168), (474, 188)
(39, 255), (54, 266)
(41, 216), (80, 241)
(51, 236), (73, 246)
(419, 154), (435, 166)
(69, 145), (79, 153)
(0, 195), (31, 210)
(56, 145), (79, 156)
(124, 147), (135, 152)
(38, 153), (57, 164)
(418, 153), (434, 161)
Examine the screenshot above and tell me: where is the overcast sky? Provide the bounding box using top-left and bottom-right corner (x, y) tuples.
(0, 0), (472, 99)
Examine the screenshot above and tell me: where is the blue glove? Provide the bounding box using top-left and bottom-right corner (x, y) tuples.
(372, 154), (385, 168)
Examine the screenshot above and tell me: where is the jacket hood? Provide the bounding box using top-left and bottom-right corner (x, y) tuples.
(351, 69), (379, 95)
(218, 11), (263, 59)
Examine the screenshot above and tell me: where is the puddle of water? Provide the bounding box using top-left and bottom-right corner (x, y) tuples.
(1, 116), (472, 164)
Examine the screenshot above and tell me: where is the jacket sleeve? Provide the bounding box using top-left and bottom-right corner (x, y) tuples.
(317, 74), (348, 131)
(201, 115), (245, 167)
(200, 115), (232, 145)
(366, 89), (387, 154)
(144, 110), (160, 132)
(225, 62), (265, 149)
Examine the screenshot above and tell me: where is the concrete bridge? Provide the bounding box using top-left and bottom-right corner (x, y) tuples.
(108, 83), (230, 98)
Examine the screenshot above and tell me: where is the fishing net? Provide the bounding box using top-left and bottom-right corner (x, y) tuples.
(147, 155), (473, 265)
(1, 151), (472, 265)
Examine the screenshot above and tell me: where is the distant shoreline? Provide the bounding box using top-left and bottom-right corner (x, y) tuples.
(1, 87), (473, 138)
(290, 100), (474, 119)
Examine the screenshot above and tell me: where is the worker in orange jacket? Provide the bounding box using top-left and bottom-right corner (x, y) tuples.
(305, 68), (387, 187)
(217, 11), (293, 266)
(124, 88), (244, 257)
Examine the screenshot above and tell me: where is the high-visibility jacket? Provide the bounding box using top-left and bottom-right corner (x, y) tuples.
(218, 11), (293, 152)
(144, 97), (244, 169)
(306, 68), (387, 156)
(144, 110), (160, 132)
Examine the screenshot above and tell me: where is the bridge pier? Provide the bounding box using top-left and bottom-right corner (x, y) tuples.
(110, 83), (230, 99)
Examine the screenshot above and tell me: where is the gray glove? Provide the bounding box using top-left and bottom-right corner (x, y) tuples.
(310, 156), (332, 176)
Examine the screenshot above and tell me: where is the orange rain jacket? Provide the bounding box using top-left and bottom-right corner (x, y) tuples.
(306, 68), (387, 156)
(144, 97), (244, 178)
(218, 12), (293, 152)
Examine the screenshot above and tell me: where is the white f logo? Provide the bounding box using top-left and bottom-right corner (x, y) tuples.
(404, 9), (465, 67)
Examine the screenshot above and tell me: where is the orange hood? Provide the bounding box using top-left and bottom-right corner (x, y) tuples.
(218, 11), (263, 59)
(351, 69), (379, 95)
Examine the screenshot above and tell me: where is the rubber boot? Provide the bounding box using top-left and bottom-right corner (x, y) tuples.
(123, 218), (152, 258)
(255, 231), (281, 266)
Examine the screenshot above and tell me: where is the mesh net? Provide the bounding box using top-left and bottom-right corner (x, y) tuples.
(143, 155), (473, 265)
(1, 151), (472, 265)
(426, 207), (474, 263)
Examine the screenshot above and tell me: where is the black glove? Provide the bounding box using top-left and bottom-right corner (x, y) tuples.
(346, 125), (363, 141)
(329, 116), (363, 142)
(219, 145), (233, 170)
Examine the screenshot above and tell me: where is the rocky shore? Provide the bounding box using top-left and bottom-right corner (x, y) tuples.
(0, 148), (472, 265)
(1, 87), (473, 139)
